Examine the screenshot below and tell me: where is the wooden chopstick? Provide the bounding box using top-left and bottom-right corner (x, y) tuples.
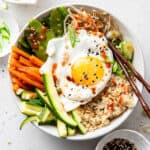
(114, 54), (150, 118)
(108, 41), (150, 93)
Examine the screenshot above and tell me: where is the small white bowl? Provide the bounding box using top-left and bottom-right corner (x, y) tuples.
(96, 129), (150, 150)
(0, 10), (19, 57)
(5, 0), (37, 5)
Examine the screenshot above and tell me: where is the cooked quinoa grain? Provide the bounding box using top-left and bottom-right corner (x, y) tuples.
(77, 75), (134, 131)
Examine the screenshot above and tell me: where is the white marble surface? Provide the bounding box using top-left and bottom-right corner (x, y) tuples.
(0, 0), (150, 149)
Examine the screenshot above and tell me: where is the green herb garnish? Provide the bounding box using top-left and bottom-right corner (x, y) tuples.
(68, 25), (76, 48)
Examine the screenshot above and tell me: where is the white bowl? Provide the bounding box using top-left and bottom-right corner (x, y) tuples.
(96, 129), (150, 150)
(11, 4), (144, 140)
(0, 10), (19, 57)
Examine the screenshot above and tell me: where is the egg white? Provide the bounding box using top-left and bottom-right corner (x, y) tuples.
(41, 30), (113, 112)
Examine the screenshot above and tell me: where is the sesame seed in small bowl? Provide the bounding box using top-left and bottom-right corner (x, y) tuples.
(96, 129), (150, 150)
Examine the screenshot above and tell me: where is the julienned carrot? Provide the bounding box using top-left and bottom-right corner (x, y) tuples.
(12, 46), (30, 59)
(9, 68), (44, 90)
(12, 77), (31, 90)
(10, 58), (23, 69)
(11, 52), (19, 60)
(17, 67), (43, 83)
(21, 67), (40, 73)
(30, 55), (44, 67)
(13, 84), (19, 92)
(19, 56), (33, 67)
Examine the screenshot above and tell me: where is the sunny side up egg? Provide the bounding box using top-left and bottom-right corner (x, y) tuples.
(41, 30), (113, 111)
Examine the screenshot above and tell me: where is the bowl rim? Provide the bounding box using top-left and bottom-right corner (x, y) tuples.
(95, 129), (150, 150)
(11, 3), (145, 140)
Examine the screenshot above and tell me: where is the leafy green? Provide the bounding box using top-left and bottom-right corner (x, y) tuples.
(68, 25), (76, 48)
(49, 7), (68, 36)
(18, 7), (68, 61)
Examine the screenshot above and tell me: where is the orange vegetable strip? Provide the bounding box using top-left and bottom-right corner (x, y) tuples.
(30, 55), (44, 67)
(12, 84), (19, 92)
(19, 56), (33, 67)
(12, 77), (31, 90)
(9, 68), (44, 90)
(11, 52), (19, 60)
(17, 67), (43, 83)
(12, 46), (30, 59)
(10, 58), (24, 69)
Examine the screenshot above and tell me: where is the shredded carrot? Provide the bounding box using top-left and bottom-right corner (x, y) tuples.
(12, 46), (30, 59)
(19, 56), (33, 67)
(30, 55), (44, 67)
(9, 68), (44, 90)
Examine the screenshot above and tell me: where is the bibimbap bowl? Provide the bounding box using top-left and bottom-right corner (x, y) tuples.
(8, 4), (144, 140)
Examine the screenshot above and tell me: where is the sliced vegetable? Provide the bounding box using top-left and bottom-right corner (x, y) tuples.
(20, 101), (43, 116)
(49, 7), (68, 36)
(35, 88), (52, 109)
(67, 126), (76, 136)
(0, 21), (10, 52)
(42, 71), (77, 127)
(20, 116), (40, 130)
(68, 25), (76, 48)
(119, 41), (134, 61)
(21, 90), (37, 100)
(72, 109), (87, 134)
(26, 99), (45, 106)
(16, 88), (24, 96)
(39, 106), (51, 122)
(57, 120), (67, 138)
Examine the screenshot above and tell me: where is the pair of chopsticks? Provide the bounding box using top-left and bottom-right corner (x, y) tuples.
(108, 41), (150, 118)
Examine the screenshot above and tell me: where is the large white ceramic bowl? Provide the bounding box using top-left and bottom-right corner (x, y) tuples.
(11, 4), (144, 140)
(96, 129), (150, 150)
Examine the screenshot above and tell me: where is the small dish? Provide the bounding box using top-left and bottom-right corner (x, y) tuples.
(0, 10), (19, 57)
(5, 0), (38, 5)
(96, 129), (150, 150)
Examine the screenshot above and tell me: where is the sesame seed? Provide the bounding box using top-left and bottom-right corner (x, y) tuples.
(96, 52), (99, 55)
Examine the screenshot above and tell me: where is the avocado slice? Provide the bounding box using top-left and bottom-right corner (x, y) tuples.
(57, 120), (67, 138)
(42, 72), (77, 127)
(72, 109), (87, 134)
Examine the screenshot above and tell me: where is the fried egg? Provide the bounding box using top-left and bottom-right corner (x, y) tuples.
(41, 30), (113, 111)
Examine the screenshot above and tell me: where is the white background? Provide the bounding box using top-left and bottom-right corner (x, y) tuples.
(0, 0), (150, 149)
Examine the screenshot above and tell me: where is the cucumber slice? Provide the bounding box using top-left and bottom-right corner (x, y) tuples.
(72, 109), (87, 134)
(20, 101), (43, 116)
(21, 90), (37, 100)
(57, 120), (67, 138)
(43, 72), (77, 127)
(20, 116), (40, 130)
(67, 126), (76, 136)
(16, 88), (24, 96)
(39, 106), (51, 122)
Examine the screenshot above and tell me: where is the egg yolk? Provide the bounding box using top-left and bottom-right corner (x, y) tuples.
(71, 56), (104, 86)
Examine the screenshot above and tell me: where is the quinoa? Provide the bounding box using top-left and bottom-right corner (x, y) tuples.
(77, 75), (134, 131)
